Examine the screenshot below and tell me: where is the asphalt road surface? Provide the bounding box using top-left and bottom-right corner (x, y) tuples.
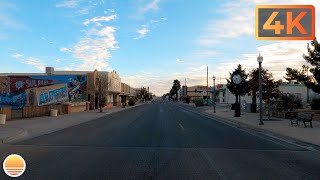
(1, 101), (320, 179)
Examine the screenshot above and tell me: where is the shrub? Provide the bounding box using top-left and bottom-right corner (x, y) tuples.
(192, 98), (204, 107)
(278, 93), (302, 111)
(311, 98), (320, 110)
(128, 98), (135, 106)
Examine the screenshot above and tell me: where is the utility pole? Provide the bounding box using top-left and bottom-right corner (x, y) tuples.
(207, 66), (209, 106)
(185, 78), (187, 100)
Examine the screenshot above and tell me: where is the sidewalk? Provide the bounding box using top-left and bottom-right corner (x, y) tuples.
(0, 103), (145, 144)
(204, 105), (320, 146)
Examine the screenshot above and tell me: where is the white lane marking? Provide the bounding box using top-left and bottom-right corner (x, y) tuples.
(179, 123), (184, 131)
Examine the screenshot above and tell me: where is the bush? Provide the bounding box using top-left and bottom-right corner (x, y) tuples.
(128, 98), (135, 106)
(186, 96), (191, 104)
(192, 98), (204, 107)
(311, 98), (320, 110)
(278, 93), (302, 111)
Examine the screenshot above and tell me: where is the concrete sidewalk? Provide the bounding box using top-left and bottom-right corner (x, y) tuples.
(0, 103), (146, 144)
(204, 105), (320, 146)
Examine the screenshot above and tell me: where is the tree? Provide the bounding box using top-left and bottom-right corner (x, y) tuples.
(96, 72), (109, 112)
(284, 38), (320, 93)
(262, 71), (281, 120)
(303, 38), (320, 93)
(139, 87), (148, 101)
(169, 80), (181, 101)
(249, 68), (267, 113)
(284, 66), (309, 84)
(226, 64), (250, 116)
(227, 64), (250, 97)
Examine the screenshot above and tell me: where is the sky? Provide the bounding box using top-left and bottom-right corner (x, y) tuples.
(0, 0), (319, 96)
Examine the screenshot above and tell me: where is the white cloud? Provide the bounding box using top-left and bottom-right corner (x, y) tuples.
(72, 26), (118, 71)
(134, 27), (150, 40)
(199, 0), (320, 44)
(11, 53), (23, 59)
(60, 47), (72, 53)
(134, 0), (160, 18)
(176, 58), (184, 63)
(56, 0), (79, 8)
(77, 5), (95, 15)
(212, 41), (310, 82)
(141, 0), (160, 13)
(83, 15), (117, 26)
(23, 57), (46, 71)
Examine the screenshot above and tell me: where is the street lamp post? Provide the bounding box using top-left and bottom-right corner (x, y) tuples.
(257, 54), (264, 125)
(213, 75), (216, 113)
(305, 65), (310, 103)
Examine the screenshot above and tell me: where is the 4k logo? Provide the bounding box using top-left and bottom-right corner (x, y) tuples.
(256, 5), (315, 40)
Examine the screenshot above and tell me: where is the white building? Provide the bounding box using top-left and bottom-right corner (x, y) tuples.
(214, 83), (320, 105)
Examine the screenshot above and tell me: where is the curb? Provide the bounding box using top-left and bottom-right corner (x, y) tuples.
(205, 111), (320, 152)
(0, 127), (28, 144)
(176, 103), (320, 152)
(1, 103), (148, 144)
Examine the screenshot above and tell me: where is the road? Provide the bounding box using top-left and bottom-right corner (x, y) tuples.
(1, 101), (320, 179)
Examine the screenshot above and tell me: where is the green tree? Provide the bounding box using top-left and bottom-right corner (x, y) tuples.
(226, 64), (250, 116)
(139, 87), (148, 101)
(284, 66), (309, 84)
(226, 64), (250, 97)
(284, 38), (320, 93)
(169, 80), (181, 101)
(262, 71), (281, 120)
(303, 38), (320, 93)
(249, 68), (267, 113)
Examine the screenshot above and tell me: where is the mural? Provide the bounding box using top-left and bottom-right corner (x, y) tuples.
(9, 77), (61, 92)
(0, 75), (87, 109)
(38, 85), (68, 106)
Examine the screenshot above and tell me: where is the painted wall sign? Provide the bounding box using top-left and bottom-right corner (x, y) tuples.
(38, 84), (68, 106)
(9, 77), (59, 92)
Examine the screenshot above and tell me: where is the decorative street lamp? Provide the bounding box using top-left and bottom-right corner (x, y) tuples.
(213, 75), (216, 113)
(257, 53), (264, 125)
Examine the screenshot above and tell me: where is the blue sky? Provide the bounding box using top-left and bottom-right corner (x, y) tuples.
(0, 0), (319, 95)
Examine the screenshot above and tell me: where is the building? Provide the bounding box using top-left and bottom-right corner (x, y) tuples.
(0, 67), (139, 110)
(186, 85), (210, 100)
(120, 83), (130, 105)
(85, 70), (122, 109)
(0, 67), (89, 109)
(213, 83), (320, 106)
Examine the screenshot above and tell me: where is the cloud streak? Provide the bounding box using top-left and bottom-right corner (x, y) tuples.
(134, 27), (150, 40)
(55, 0), (79, 8)
(83, 15), (117, 26)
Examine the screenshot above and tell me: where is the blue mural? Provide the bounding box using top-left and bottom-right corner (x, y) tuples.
(38, 86), (68, 106)
(0, 75), (87, 109)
